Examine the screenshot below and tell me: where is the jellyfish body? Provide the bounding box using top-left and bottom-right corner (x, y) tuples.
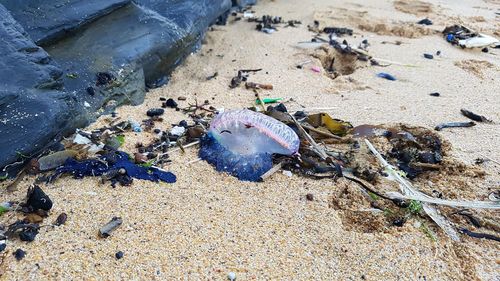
(199, 109), (300, 181)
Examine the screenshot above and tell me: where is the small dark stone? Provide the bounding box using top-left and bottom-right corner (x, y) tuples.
(55, 213), (68, 226)
(179, 120), (188, 127)
(95, 72), (115, 86)
(26, 185), (52, 211)
(419, 152), (437, 164)
(14, 249), (26, 261)
(111, 112), (117, 118)
(306, 193), (314, 201)
(159, 97), (166, 101)
(273, 103), (288, 113)
(393, 218), (406, 227)
(429, 92), (440, 97)
(481, 47), (488, 53)
(0, 243), (5, 252)
(436, 50), (441, 56)
(166, 98), (178, 108)
(115, 251), (124, 259)
(86, 87), (95, 96)
(146, 108), (164, 117)
(147, 152), (158, 159)
(19, 227), (39, 242)
(153, 129), (161, 134)
(423, 53), (434, 59)
(417, 18), (433, 25)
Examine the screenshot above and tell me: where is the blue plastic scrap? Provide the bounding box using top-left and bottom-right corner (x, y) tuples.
(377, 72), (397, 81)
(49, 151), (176, 183)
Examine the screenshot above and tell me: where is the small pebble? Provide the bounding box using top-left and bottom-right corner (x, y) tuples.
(416, 18), (433, 25)
(115, 251), (124, 259)
(178, 120), (188, 127)
(166, 98), (178, 108)
(429, 92), (440, 97)
(14, 249), (26, 261)
(306, 193), (314, 201)
(159, 97), (166, 101)
(146, 108), (164, 117)
(178, 96), (187, 101)
(0, 243), (6, 252)
(227, 272), (236, 281)
(482, 47), (488, 53)
(436, 50), (441, 56)
(423, 53), (434, 59)
(393, 218), (406, 227)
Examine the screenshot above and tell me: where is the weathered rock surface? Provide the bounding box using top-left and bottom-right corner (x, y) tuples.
(0, 0), (255, 175)
(0, 4), (75, 172)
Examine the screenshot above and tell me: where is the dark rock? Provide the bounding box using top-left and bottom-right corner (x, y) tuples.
(55, 213), (68, 226)
(0, 243), (6, 252)
(0, 0), (238, 174)
(429, 92), (440, 97)
(306, 193), (314, 201)
(165, 98), (178, 108)
(19, 227), (39, 242)
(423, 53), (434, 59)
(179, 120), (188, 127)
(393, 218), (406, 227)
(14, 249), (26, 261)
(1, 0), (131, 46)
(146, 108), (164, 117)
(115, 251), (124, 259)
(234, 0), (256, 7)
(417, 18), (433, 25)
(26, 185), (53, 211)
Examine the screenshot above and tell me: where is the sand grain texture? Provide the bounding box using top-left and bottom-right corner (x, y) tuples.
(1, 0), (499, 280)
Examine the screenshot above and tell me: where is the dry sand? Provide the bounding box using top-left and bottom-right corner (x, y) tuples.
(1, 0), (500, 280)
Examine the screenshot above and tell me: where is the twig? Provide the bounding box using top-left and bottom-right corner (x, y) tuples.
(301, 123), (342, 140)
(478, 154), (500, 166)
(385, 192), (500, 209)
(254, 90), (267, 112)
(288, 114), (328, 159)
(260, 162), (283, 181)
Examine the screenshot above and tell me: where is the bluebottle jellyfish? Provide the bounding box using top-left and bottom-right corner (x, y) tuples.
(199, 109), (300, 181)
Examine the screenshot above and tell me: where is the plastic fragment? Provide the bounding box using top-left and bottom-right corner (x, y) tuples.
(377, 72), (396, 81)
(255, 98), (282, 104)
(311, 66), (322, 73)
(170, 126), (186, 136)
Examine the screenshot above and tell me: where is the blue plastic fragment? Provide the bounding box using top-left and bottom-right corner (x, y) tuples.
(377, 72), (397, 81)
(446, 34), (454, 42)
(49, 151), (176, 183)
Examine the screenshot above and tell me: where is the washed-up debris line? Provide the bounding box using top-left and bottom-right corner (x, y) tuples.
(197, 103), (499, 241)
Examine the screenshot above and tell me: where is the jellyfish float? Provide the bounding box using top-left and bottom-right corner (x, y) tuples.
(199, 109), (300, 181)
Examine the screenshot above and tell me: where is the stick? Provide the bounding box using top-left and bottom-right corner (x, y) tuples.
(99, 217), (123, 238)
(288, 114), (328, 159)
(301, 123), (342, 140)
(260, 162), (283, 181)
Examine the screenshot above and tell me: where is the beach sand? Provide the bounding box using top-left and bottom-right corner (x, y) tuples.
(1, 0), (499, 279)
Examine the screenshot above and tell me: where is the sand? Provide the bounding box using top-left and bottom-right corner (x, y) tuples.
(1, 0), (499, 280)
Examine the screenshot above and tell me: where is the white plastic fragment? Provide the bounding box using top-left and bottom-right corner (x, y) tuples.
(84, 101), (90, 108)
(459, 34), (499, 48)
(73, 133), (92, 145)
(282, 170), (293, 177)
(243, 12), (254, 18)
(170, 126), (186, 136)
